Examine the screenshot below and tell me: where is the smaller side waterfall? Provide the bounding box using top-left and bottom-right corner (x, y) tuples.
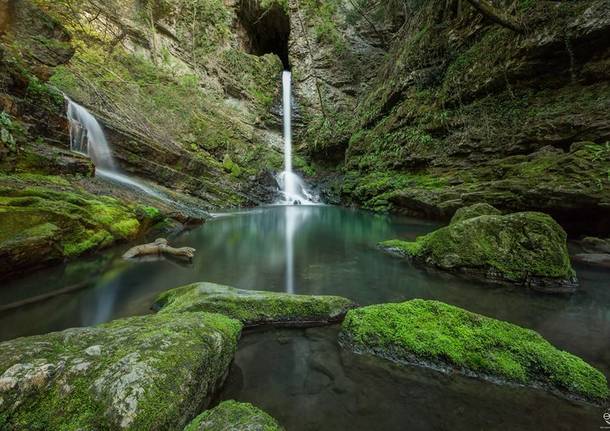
(277, 71), (317, 205)
(67, 99), (116, 170)
(66, 98), (164, 199)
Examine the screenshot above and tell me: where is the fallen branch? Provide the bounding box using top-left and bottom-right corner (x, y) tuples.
(122, 238), (195, 260)
(465, 0), (524, 33)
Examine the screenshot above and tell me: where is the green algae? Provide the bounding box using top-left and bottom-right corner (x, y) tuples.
(340, 300), (609, 403)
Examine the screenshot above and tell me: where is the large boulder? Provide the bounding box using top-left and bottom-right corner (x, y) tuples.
(184, 400), (283, 431)
(380, 206), (577, 293)
(339, 300), (609, 404)
(0, 312), (242, 430)
(154, 282), (357, 328)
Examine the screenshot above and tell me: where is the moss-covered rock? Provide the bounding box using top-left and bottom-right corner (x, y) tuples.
(0, 175), (164, 279)
(154, 282), (357, 328)
(450, 203), (501, 224)
(339, 300), (609, 404)
(0, 311), (242, 430)
(380, 209), (577, 293)
(184, 400), (283, 431)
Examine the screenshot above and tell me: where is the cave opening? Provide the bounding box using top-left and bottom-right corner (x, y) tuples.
(238, 0), (291, 70)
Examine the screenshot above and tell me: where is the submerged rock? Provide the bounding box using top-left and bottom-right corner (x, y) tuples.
(380, 205), (577, 293)
(0, 312), (242, 430)
(154, 282), (357, 328)
(339, 300), (609, 404)
(184, 400), (284, 431)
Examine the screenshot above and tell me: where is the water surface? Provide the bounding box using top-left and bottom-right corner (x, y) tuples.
(1, 206), (608, 429)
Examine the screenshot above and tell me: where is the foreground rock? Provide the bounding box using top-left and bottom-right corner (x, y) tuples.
(184, 400), (283, 431)
(380, 205), (577, 293)
(0, 312), (242, 430)
(339, 300), (609, 404)
(154, 282), (357, 328)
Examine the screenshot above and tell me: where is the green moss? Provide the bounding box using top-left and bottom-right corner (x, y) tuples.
(0, 175), (162, 274)
(155, 282), (356, 327)
(379, 239), (425, 257)
(184, 400), (284, 431)
(341, 300), (609, 403)
(0, 311), (242, 430)
(450, 203), (501, 224)
(63, 229), (113, 257)
(380, 208), (576, 285)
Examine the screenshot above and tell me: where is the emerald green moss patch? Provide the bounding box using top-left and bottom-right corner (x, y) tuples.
(0, 312), (242, 430)
(184, 400), (284, 431)
(379, 206), (577, 292)
(340, 300), (609, 403)
(0, 175), (164, 278)
(155, 282), (357, 327)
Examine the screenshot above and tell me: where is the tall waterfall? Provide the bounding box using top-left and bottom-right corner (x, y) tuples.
(277, 71), (316, 205)
(66, 98), (162, 198)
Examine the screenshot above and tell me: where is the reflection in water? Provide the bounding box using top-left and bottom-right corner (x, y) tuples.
(1, 206), (609, 429)
(284, 206), (312, 293)
(220, 327), (602, 431)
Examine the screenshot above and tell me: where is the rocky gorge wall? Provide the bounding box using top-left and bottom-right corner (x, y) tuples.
(300, 0), (610, 236)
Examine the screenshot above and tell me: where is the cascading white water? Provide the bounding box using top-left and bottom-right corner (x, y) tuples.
(277, 71), (316, 205)
(67, 99), (116, 171)
(66, 98), (164, 199)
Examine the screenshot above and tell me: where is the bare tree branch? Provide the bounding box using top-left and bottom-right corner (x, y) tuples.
(465, 0), (523, 33)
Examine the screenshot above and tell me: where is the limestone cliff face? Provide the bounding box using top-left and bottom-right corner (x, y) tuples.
(302, 0), (610, 235)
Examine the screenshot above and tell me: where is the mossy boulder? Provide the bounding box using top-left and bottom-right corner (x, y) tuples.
(184, 400), (283, 431)
(450, 203), (501, 224)
(0, 177), (164, 279)
(380, 208), (577, 293)
(339, 300), (609, 404)
(154, 282), (357, 328)
(0, 312), (242, 430)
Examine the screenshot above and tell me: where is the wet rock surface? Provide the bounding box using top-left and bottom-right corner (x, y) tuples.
(380, 205), (578, 293)
(339, 300), (609, 404)
(0, 312), (242, 430)
(154, 282), (357, 328)
(184, 400), (284, 431)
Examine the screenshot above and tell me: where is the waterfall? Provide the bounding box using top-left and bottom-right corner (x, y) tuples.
(66, 98), (163, 199)
(67, 99), (116, 170)
(277, 71), (316, 205)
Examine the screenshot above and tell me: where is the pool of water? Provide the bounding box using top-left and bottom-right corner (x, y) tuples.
(1, 205), (609, 428)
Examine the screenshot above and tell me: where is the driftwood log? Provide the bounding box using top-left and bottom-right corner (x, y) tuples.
(122, 238), (196, 260)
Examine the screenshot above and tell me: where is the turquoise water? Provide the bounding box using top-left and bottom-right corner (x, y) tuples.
(1, 205), (608, 429)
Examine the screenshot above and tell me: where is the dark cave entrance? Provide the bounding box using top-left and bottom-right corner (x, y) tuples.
(238, 1), (291, 70)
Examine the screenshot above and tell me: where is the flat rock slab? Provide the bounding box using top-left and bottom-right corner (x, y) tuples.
(339, 300), (609, 404)
(0, 312), (242, 430)
(184, 400), (284, 431)
(154, 282), (357, 328)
